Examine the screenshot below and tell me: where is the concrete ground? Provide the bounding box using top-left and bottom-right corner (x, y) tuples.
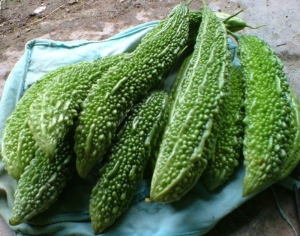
(1, 0), (300, 235)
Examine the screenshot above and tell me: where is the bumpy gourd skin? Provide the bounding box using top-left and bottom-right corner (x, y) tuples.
(239, 34), (300, 196)
(186, 11), (250, 51)
(9, 130), (75, 226)
(168, 54), (192, 121)
(28, 54), (126, 157)
(1, 65), (78, 179)
(150, 5), (230, 203)
(279, 89), (300, 179)
(74, 3), (189, 178)
(202, 64), (244, 191)
(89, 91), (167, 234)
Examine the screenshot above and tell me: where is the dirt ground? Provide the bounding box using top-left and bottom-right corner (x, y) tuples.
(1, 0), (300, 235)
(0, 0), (211, 95)
(1, 0), (299, 94)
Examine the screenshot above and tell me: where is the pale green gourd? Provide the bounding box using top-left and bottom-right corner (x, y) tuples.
(150, 4), (230, 203)
(28, 54), (126, 157)
(1, 65), (80, 179)
(1, 55), (125, 179)
(201, 64), (244, 190)
(238, 34), (300, 196)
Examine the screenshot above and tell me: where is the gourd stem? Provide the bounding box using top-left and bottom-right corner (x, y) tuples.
(228, 31), (241, 41)
(223, 9), (266, 30)
(246, 24), (267, 29)
(223, 9), (243, 23)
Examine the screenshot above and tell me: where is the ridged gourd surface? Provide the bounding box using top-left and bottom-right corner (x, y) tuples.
(9, 131), (75, 225)
(89, 91), (167, 234)
(150, 5), (230, 203)
(202, 64), (244, 190)
(74, 3), (189, 178)
(239, 34), (300, 196)
(278, 89), (300, 179)
(28, 55), (125, 157)
(1, 65), (78, 179)
(186, 11), (249, 48)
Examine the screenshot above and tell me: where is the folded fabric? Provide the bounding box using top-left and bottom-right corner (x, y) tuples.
(0, 20), (296, 236)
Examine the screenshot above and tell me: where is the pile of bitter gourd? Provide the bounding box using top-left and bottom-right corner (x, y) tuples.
(1, 0), (300, 234)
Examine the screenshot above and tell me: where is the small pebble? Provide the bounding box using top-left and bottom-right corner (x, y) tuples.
(68, 0), (78, 5)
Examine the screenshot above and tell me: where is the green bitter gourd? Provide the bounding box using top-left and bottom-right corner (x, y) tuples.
(201, 64), (244, 191)
(238, 34), (300, 196)
(150, 4), (231, 203)
(1, 55), (125, 179)
(28, 54), (126, 157)
(89, 90), (167, 234)
(74, 2), (190, 178)
(1, 65), (80, 179)
(9, 129), (75, 225)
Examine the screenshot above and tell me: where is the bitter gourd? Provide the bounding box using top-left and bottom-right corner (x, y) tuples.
(28, 54), (126, 157)
(238, 34), (300, 196)
(187, 11), (252, 49)
(201, 64), (244, 191)
(22, 9), (248, 161)
(150, 4), (230, 203)
(1, 55), (125, 179)
(278, 89), (300, 179)
(74, 2), (190, 178)
(1, 65), (80, 179)
(9, 129), (75, 225)
(89, 90), (167, 234)
(167, 54), (192, 121)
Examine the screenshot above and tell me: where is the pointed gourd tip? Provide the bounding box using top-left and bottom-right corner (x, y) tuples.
(93, 226), (104, 235)
(9, 217), (18, 226)
(242, 187), (257, 197)
(242, 177), (260, 197)
(223, 9), (244, 24)
(149, 189), (161, 203)
(76, 162), (89, 179)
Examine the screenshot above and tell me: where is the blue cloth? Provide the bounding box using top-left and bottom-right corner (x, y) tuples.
(0, 20), (297, 236)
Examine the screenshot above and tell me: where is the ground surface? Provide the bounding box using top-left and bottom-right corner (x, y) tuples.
(1, 0), (300, 235)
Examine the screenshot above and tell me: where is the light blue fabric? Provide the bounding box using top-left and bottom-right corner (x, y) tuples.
(0, 21), (295, 236)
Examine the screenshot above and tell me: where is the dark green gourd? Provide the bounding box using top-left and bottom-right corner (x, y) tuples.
(9, 129), (75, 225)
(75, 2), (190, 178)
(89, 91), (167, 234)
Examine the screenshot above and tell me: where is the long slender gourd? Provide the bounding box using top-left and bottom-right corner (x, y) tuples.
(278, 89), (300, 179)
(238, 34), (300, 196)
(1, 55), (125, 179)
(9, 129), (75, 226)
(150, 4), (230, 203)
(187, 11), (252, 50)
(89, 90), (167, 234)
(201, 64), (244, 191)
(1, 65), (80, 179)
(22, 10), (248, 161)
(28, 54), (126, 157)
(74, 3), (190, 178)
